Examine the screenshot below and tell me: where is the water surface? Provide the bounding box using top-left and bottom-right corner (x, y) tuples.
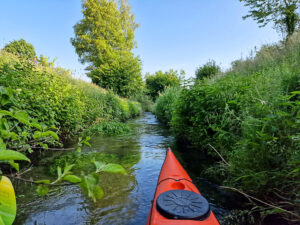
(15, 113), (231, 225)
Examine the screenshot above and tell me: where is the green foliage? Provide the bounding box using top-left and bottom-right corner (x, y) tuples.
(71, 0), (143, 97)
(0, 150), (30, 162)
(145, 69), (182, 99)
(0, 50), (141, 154)
(93, 161), (127, 175)
(154, 86), (181, 124)
(36, 185), (49, 196)
(0, 176), (16, 225)
(3, 39), (36, 60)
(79, 173), (104, 202)
(195, 60), (220, 80)
(84, 121), (132, 136)
(130, 92), (153, 112)
(155, 30), (300, 221)
(240, 0), (300, 37)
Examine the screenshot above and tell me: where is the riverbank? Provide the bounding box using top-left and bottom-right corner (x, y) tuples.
(153, 31), (300, 224)
(0, 50), (142, 157)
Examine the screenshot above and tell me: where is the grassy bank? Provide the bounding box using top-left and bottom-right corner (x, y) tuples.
(0, 50), (142, 155)
(154, 31), (300, 223)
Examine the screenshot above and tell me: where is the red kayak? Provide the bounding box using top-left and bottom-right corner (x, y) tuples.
(146, 148), (220, 225)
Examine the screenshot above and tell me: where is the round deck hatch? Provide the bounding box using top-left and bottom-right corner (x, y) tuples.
(156, 190), (210, 220)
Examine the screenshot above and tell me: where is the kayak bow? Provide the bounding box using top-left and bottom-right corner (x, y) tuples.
(146, 148), (220, 225)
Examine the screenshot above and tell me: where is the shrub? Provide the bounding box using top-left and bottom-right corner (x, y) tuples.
(161, 30), (300, 221)
(0, 50), (142, 152)
(145, 69), (181, 99)
(3, 39), (36, 60)
(154, 86), (181, 124)
(195, 60), (220, 80)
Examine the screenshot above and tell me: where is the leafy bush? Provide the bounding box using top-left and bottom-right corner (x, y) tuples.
(154, 86), (181, 124)
(195, 59), (220, 80)
(155, 30), (300, 221)
(3, 39), (36, 60)
(145, 69), (182, 99)
(0, 50), (142, 154)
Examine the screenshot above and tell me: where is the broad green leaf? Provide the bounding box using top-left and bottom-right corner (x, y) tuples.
(97, 163), (127, 175)
(79, 173), (104, 202)
(0, 176), (16, 225)
(36, 185), (49, 196)
(31, 122), (42, 130)
(93, 161), (105, 173)
(63, 163), (74, 174)
(33, 131), (59, 141)
(0, 216), (5, 225)
(8, 161), (19, 172)
(0, 110), (13, 117)
(13, 111), (30, 126)
(35, 180), (50, 184)
(0, 131), (18, 140)
(82, 141), (91, 147)
(63, 175), (82, 183)
(0, 150), (30, 162)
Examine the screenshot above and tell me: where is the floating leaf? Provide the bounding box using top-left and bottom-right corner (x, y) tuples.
(36, 185), (49, 196)
(63, 175), (82, 183)
(0, 150), (30, 162)
(0, 176), (16, 225)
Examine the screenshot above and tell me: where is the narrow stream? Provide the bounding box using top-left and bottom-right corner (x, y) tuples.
(14, 113), (232, 225)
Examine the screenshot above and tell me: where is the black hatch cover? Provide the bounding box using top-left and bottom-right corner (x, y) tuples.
(156, 189), (210, 220)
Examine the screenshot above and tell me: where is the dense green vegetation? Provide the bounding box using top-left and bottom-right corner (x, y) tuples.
(0, 44), (142, 204)
(0, 50), (141, 152)
(195, 60), (221, 80)
(71, 0), (144, 97)
(3, 39), (36, 60)
(154, 86), (181, 124)
(145, 69), (182, 100)
(154, 30), (300, 222)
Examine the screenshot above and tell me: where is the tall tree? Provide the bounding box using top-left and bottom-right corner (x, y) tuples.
(71, 0), (143, 97)
(3, 39), (36, 60)
(145, 69), (182, 99)
(240, 0), (300, 37)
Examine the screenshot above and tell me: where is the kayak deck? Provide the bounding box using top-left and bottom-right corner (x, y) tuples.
(146, 148), (220, 225)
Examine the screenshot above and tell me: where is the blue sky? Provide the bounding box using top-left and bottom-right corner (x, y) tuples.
(0, 0), (280, 80)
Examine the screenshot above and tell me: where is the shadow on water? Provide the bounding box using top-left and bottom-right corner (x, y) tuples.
(14, 113), (234, 225)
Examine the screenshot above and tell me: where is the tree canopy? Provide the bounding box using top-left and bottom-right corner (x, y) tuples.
(195, 60), (220, 80)
(3, 39), (36, 60)
(240, 0), (300, 37)
(145, 69), (182, 99)
(71, 0), (143, 97)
